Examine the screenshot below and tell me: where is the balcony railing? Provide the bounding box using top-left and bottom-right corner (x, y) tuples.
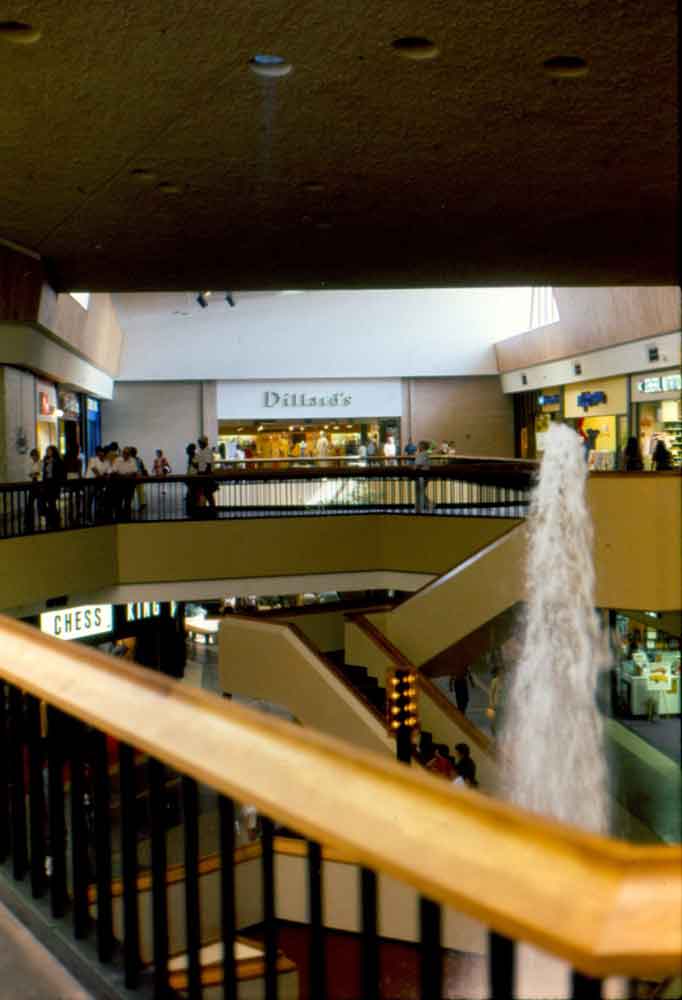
(0, 615), (679, 999)
(0, 459), (534, 540)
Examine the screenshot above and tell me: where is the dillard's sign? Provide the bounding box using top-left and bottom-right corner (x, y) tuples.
(264, 390), (352, 408)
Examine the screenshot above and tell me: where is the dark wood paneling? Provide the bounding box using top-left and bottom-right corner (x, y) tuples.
(0, 246), (47, 322)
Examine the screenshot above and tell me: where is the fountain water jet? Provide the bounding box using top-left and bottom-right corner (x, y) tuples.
(500, 423), (610, 833)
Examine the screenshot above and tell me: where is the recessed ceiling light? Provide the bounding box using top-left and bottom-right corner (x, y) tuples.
(0, 21), (41, 44)
(130, 168), (158, 184)
(157, 181), (183, 195)
(543, 55), (588, 78)
(302, 182), (325, 194)
(249, 54), (293, 78)
(391, 37), (439, 61)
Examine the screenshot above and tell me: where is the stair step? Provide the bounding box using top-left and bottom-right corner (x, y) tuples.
(169, 938), (298, 998)
(340, 663), (369, 681)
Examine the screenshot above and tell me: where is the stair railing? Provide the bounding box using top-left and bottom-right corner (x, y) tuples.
(0, 614), (679, 1000)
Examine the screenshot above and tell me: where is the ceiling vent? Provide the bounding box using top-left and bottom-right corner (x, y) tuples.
(648, 346), (659, 362)
(521, 374), (528, 386)
(573, 362), (582, 376)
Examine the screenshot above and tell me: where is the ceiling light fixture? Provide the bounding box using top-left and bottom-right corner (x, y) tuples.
(249, 54), (293, 78)
(196, 291), (212, 308)
(391, 36), (439, 60)
(225, 292), (236, 307)
(543, 55), (588, 78)
(0, 20), (41, 44)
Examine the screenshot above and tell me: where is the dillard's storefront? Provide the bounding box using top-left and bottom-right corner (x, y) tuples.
(216, 379), (403, 458)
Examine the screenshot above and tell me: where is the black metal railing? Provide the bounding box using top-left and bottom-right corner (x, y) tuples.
(0, 676), (614, 1000)
(0, 461), (533, 539)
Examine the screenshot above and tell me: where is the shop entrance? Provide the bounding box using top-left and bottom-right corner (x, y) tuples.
(217, 418), (400, 459)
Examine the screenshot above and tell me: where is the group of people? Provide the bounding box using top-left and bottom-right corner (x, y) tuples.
(623, 435), (674, 471)
(425, 741), (479, 788)
(25, 442), (174, 527)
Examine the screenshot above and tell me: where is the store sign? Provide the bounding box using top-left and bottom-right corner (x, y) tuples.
(264, 390), (352, 408)
(217, 380), (402, 419)
(577, 390), (607, 411)
(537, 393), (560, 406)
(58, 391), (81, 419)
(636, 374), (682, 394)
(40, 604), (113, 641)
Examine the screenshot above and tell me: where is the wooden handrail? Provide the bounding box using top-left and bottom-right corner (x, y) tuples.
(347, 612), (495, 758)
(0, 614), (679, 978)
(0, 457), (537, 490)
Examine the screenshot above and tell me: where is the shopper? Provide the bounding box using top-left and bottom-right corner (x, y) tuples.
(414, 441), (430, 469)
(383, 434), (397, 463)
(24, 449), (41, 532)
(129, 446), (148, 512)
(86, 446), (110, 522)
(315, 432), (330, 459)
(404, 438), (417, 460)
(425, 748), (453, 779)
(452, 755), (478, 788)
(449, 670), (471, 715)
(196, 436), (217, 511)
(152, 449), (171, 476)
(622, 437), (644, 471)
(42, 446), (65, 530)
(652, 439), (673, 470)
(112, 447), (138, 520)
(366, 437), (377, 460)
(27, 448), (41, 481)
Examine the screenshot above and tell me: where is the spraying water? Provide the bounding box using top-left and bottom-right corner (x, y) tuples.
(500, 423), (610, 833)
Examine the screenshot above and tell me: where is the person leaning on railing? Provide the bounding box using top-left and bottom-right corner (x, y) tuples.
(41, 446), (65, 530)
(111, 447), (138, 521)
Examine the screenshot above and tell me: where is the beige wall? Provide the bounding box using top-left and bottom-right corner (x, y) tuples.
(404, 376), (514, 456)
(0, 527), (118, 610)
(495, 287), (681, 373)
(0, 480), (678, 614)
(219, 617), (394, 754)
(589, 475), (682, 611)
(276, 610), (346, 652)
(39, 291), (123, 376)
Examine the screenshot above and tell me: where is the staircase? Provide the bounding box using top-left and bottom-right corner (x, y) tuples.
(327, 650), (456, 772)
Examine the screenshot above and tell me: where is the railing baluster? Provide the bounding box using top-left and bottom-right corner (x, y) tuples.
(489, 930), (515, 998)
(91, 728), (113, 962)
(70, 717), (90, 939)
(149, 757), (169, 998)
(9, 685), (29, 880)
(419, 897), (442, 999)
(26, 694), (46, 898)
(119, 742), (140, 988)
(572, 970), (603, 999)
(183, 775), (202, 999)
(0, 683), (10, 863)
(261, 816), (278, 1000)
(308, 840), (326, 999)
(360, 867), (380, 1000)
(47, 706), (68, 917)
(219, 795), (237, 1000)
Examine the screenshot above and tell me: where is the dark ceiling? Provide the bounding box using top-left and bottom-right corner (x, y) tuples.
(1, 0), (678, 291)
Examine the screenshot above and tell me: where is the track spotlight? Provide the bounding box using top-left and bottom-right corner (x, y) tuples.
(196, 291), (212, 308)
(225, 292), (236, 308)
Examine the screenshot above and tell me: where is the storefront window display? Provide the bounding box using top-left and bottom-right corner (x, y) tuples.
(611, 611), (680, 740)
(36, 380), (58, 457)
(630, 370), (682, 468)
(217, 419), (398, 459)
(533, 387), (563, 456)
(563, 376), (628, 470)
(58, 390), (83, 468)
